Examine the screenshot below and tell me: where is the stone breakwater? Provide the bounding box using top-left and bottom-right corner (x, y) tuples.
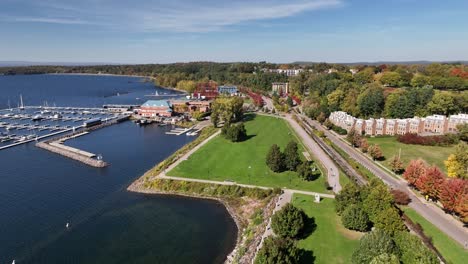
(36, 141), (108, 168)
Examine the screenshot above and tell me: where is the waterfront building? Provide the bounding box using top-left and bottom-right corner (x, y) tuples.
(171, 100), (212, 114)
(447, 113), (468, 133)
(375, 118), (386, 135)
(139, 100), (172, 117)
(365, 118), (376, 135)
(272, 82), (290, 95)
(193, 81), (219, 100)
(217, 85), (238, 95)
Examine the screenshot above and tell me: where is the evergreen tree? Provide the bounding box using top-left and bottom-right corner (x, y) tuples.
(255, 237), (302, 264)
(266, 144), (284, 172)
(283, 141), (301, 171)
(341, 204), (371, 232)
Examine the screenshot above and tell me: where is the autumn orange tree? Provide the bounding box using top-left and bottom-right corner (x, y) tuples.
(439, 179), (467, 214)
(415, 166), (446, 200)
(403, 160), (426, 187)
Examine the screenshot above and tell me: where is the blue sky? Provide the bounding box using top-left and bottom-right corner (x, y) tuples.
(1, 0), (468, 63)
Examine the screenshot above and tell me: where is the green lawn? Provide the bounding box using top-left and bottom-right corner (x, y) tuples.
(293, 194), (361, 264)
(367, 137), (454, 173)
(168, 114), (328, 193)
(403, 208), (467, 264)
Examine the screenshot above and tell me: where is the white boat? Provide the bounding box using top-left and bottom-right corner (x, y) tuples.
(19, 95), (24, 110)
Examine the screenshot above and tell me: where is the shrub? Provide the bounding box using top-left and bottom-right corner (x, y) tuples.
(221, 122), (247, 142)
(393, 231), (439, 264)
(266, 144), (284, 172)
(297, 161), (317, 181)
(390, 189), (411, 205)
(397, 133), (458, 146)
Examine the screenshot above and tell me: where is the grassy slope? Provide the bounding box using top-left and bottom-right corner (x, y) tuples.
(293, 194), (361, 264)
(168, 114), (328, 193)
(403, 208), (466, 264)
(367, 137), (454, 173)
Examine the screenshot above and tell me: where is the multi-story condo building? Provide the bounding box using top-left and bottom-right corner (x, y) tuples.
(447, 114), (468, 133)
(408, 117), (425, 134)
(375, 118), (386, 135)
(328, 111), (468, 136)
(424, 115), (448, 135)
(365, 119), (376, 135)
(272, 82), (290, 94)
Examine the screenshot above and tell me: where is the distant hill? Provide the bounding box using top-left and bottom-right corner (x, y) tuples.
(0, 61), (117, 67)
(292, 61), (468, 66)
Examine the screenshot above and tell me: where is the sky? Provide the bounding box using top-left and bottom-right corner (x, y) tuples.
(1, 0), (468, 64)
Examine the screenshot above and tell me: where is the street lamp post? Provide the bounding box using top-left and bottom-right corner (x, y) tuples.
(248, 166), (251, 184)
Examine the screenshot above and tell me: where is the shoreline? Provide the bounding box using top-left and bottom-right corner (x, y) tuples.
(47, 73), (188, 94)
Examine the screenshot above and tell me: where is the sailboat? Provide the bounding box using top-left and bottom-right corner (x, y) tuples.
(154, 90), (159, 96)
(19, 95), (24, 110)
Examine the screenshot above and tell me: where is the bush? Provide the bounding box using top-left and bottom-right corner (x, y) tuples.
(397, 133), (459, 146)
(297, 161), (319, 181)
(390, 189), (411, 205)
(271, 204), (306, 238)
(393, 231), (439, 264)
(332, 125), (348, 135)
(341, 204), (371, 232)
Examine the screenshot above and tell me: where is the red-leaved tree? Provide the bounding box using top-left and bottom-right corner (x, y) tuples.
(439, 179), (467, 213)
(415, 166), (446, 200)
(403, 160), (427, 187)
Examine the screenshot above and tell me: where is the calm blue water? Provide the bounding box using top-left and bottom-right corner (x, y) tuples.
(0, 75), (237, 263)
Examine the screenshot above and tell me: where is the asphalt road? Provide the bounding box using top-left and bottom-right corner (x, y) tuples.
(303, 115), (468, 248)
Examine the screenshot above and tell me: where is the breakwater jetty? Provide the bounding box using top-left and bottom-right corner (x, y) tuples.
(35, 114), (130, 167)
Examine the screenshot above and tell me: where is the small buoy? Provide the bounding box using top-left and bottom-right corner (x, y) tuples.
(66, 222), (70, 229)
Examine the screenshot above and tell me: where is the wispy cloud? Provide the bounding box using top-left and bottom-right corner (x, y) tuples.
(2, 0), (342, 32)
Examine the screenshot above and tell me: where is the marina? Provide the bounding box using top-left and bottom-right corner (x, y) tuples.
(0, 106), (128, 150)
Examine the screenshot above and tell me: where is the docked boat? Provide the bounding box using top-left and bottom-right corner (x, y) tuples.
(32, 114), (44, 121)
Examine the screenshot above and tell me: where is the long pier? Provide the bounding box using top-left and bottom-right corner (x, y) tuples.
(36, 141), (107, 168)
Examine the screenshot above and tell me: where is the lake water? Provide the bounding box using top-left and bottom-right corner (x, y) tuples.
(0, 74), (237, 263)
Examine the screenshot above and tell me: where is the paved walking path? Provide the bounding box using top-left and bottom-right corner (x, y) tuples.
(304, 115), (468, 248)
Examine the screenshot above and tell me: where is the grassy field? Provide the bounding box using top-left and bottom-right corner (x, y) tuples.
(293, 194), (362, 264)
(403, 208), (466, 264)
(168, 114), (328, 193)
(367, 137), (454, 173)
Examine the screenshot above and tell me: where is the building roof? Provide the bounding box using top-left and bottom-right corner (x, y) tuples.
(142, 100), (172, 108)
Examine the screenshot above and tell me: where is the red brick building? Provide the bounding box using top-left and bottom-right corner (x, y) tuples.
(193, 81), (219, 100)
(139, 100), (172, 117)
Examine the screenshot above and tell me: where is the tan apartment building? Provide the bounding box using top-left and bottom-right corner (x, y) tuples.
(365, 118), (376, 135)
(385, 119), (397, 136)
(354, 119), (366, 134)
(375, 118), (386, 135)
(424, 115), (448, 135)
(447, 114), (468, 133)
(408, 117), (425, 134)
(396, 119), (410, 135)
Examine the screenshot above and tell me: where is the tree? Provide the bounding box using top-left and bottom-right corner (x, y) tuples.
(222, 122), (247, 142)
(359, 138), (369, 153)
(389, 156), (404, 174)
(191, 110), (204, 121)
(176, 80), (196, 92)
(271, 204), (305, 238)
(352, 229), (398, 264)
(370, 253), (399, 264)
(286, 96), (294, 107)
(347, 129), (362, 147)
(255, 237), (301, 264)
(297, 161), (316, 181)
(362, 180), (394, 222)
(439, 178), (467, 213)
(380, 71), (401, 87)
(354, 68), (374, 85)
(211, 96), (244, 126)
(373, 207), (406, 236)
(327, 89), (345, 111)
(335, 183), (363, 215)
(341, 204), (371, 232)
(283, 141), (301, 171)
(447, 142), (468, 179)
(390, 190), (411, 205)
(457, 123), (468, 141)
(317, 112), (326, 123)
(266, 144), (284, 172)
(368, 144), (384, 160)
(393, 231), (439, 264)
(427, 91), (459, 115)
(444, 154), (463, 178)
(323, 118), (333, 129)
(415, 166), (446, 200)
(403, 160), (427, 187)
(357, 84), (385, 117)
